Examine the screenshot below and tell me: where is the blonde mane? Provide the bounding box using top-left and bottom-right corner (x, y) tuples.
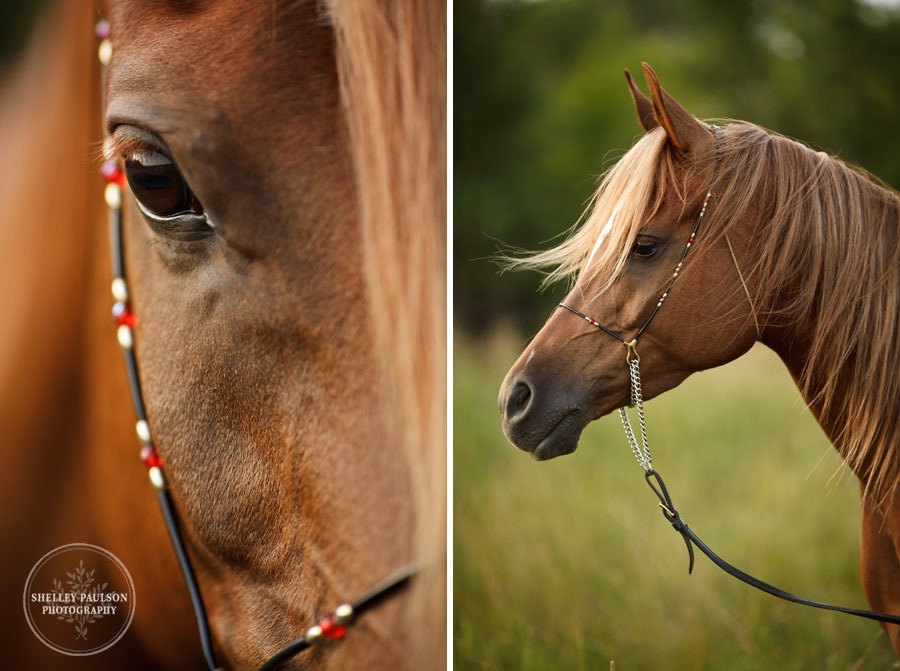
(515, 121), (900, 507)
(716, 123), (900, 508)
(328, 1), (446, 665)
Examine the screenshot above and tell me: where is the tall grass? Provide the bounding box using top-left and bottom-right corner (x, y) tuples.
(454, 329), (897, 670)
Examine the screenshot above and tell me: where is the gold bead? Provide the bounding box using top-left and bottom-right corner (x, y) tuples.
(304, 624), (323, 645)
(148, 466), (166, 490)
(334, 604), (354, 625)
(98, 39), (112, 65)
(136, 420), (151, 445)
(105, 182), (122, 209)
(111, 277), (128, 303)
(117, 324), (133, 350)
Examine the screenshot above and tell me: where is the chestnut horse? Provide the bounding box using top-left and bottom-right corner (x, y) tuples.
(0, 1), (445, 669)
(500, 64), (900, 652)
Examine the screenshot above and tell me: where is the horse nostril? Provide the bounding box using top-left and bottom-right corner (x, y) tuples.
(513, 383), (530, 407)
(505, 380), (533, 422)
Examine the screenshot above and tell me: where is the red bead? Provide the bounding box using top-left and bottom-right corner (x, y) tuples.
(318, 615), (347, 640)
(140, 445), (163, 469)
(102, 161), (126, 187)
(112, 301), (137, 328)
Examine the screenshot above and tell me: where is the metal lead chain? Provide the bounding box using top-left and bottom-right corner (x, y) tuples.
(619, 357), (652, 472)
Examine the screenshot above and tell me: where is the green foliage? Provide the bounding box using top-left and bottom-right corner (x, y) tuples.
(455, 0), (900, 333)
(454, 332), (898, 669)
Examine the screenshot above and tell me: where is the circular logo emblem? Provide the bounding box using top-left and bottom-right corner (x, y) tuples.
(22, 544), (136, 656)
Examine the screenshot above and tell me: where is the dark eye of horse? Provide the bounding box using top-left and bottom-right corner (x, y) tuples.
(631, 238), (658, 258)
(124, 150), (203, 218)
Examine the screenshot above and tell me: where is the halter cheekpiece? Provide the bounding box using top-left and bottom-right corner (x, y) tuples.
(97, 19), (417, 670)
(558, 125), (722, 479)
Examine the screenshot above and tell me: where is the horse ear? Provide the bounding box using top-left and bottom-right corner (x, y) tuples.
(640, 62), (711, 153)
(624, 68), (658, 133)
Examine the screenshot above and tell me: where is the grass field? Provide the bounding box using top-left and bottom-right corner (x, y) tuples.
(454, 329), (897, 670)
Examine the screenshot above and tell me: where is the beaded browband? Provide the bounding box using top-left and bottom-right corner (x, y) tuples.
(96, 19), (416, 671)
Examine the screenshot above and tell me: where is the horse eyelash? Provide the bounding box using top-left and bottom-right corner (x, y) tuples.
(103, 135), (130, 162)
(103, 132), (169, 165)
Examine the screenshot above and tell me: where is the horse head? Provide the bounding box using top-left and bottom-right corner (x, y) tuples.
(500, 64), (760, 460)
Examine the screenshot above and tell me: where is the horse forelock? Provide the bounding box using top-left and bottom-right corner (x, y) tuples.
(505, 127), (701, 297)
(712, 122), (900, 508)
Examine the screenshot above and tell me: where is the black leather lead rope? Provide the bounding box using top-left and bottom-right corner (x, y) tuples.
(645, 469), (900, 626)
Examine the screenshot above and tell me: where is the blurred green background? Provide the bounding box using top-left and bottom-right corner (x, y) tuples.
(454, 0), (900, 668)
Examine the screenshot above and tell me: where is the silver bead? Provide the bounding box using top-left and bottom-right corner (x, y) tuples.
(105, 182), (122, 209)
(117, 324), (133, 350)
(148, 466), (166, 490)
(136, 420), (151, 445)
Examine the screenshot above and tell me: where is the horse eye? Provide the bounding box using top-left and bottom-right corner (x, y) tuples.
(124, 150), (203, 218)
(631, 239), (658, 258)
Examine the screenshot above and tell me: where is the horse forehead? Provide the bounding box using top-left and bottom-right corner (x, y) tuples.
(107, 1), (334, 120)
(109, 0), (329, 44)
(106, 0), (345, 216)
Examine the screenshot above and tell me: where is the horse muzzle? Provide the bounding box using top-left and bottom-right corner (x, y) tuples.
(499, 371), (588, 460)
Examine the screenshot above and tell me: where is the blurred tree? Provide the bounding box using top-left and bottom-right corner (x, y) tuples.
(455, 0), (900, 335)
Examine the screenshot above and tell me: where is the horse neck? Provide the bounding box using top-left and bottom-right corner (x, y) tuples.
(756, 150), (900, 502)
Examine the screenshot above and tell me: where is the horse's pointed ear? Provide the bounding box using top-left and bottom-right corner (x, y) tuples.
(641, 62), (711, 153)
(625, 68), (658, 133)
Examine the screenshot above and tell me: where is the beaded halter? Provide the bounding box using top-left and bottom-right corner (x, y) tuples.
(96, 19), (416, 671)
(558, 125), (723, 477)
